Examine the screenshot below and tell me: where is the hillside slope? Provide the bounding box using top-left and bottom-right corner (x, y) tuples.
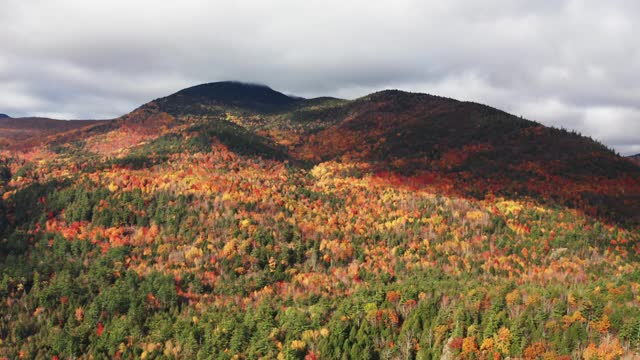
(0, 117), (108, 150)
(290, 91), (640, 225)
(0, 82), (639, 359)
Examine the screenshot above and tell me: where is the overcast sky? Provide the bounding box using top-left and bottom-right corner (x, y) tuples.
(1, 0), (639, 154)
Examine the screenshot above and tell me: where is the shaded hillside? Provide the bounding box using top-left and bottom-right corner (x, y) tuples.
(292, 90), (640, 225)
(295, 90), (619, 169)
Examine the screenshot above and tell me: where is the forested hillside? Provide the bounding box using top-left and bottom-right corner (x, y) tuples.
(0, 117), (108, 150)
(1, 82), (639, 359)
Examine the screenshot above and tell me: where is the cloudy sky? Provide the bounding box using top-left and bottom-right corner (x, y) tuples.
(1, 0), (639, 154)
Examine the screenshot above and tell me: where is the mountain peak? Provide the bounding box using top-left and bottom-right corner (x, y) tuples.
(163, 81), (301, 111)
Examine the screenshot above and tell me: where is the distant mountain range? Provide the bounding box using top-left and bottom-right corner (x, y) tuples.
(0, 116), (108, 150)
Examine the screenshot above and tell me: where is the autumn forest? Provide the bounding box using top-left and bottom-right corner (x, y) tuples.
(1, 81), (639, 359)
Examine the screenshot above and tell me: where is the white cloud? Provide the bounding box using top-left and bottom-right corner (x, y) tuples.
(0, 0), (638, 154)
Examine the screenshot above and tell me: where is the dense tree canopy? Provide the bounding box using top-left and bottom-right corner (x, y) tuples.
(1, 89), (639, 359)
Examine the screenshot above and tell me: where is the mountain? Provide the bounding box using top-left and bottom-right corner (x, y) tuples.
(0, 82), (639, 359)
(0, 113), (10, 119)
(154, 81), (302, 114)
(172, 81), (299, 106)
(115, 85), (638, 224)
(294, 91), (640, 221)
(0, 116), (108, 150)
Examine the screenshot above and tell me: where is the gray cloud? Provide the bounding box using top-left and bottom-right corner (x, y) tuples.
(0, 0), (638, 154)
